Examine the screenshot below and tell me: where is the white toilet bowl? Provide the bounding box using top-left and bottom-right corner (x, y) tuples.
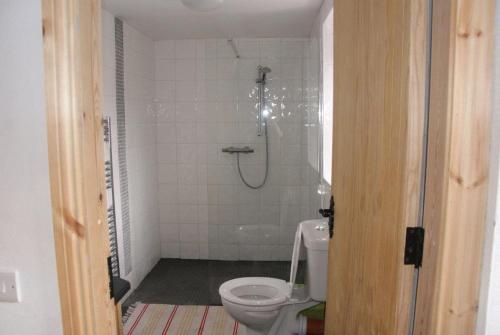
(219, 219), (329, 335)
(219, 277), (291, 334)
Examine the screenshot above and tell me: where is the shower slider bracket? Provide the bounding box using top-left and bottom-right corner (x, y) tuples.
(221, 146), (254, 154)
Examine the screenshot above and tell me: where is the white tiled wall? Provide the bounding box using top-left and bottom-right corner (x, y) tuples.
(155, 38), (321, 261)
(124, 22), (161, 289)
(102, 10), (160, 290)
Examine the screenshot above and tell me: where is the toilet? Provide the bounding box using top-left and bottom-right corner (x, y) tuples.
(219, 219), (329, 335)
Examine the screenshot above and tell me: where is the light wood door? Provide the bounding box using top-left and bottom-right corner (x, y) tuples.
(325, 0), (428, 334)
(42, 0), (121, 333)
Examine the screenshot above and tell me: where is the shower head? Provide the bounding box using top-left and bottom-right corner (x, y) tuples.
(257, 66), (272, 83)
(259, 66), (272, 74)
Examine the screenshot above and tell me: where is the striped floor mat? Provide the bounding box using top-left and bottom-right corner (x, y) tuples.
(124, 303), (246, 335)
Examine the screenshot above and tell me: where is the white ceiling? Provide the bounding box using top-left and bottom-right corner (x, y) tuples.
(103, 0), (324, 40)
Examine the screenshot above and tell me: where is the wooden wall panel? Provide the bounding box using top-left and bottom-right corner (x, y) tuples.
(42, 0), (120, 333)
(414, 0), (495, 334)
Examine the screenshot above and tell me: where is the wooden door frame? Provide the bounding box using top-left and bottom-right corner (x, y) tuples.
(39, 0), (494, 333)
(325, 0), (494, 333)
(414, 0), (495, 334)
(42, 0), (121, 333)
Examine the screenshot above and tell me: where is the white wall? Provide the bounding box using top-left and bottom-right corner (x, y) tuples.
(154, 38), (317, 260)
(485, 181), (500, 334)
(0, 1), (63, 334)
(479, 2), (500, 333)
(124, 20), (161, 289)
(102, 10), (160, 291)
(305, 0), (334, 215)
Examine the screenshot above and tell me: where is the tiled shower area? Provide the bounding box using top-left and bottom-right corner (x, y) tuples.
(154, 37), (322, 261)
(101, 0), (333, 305)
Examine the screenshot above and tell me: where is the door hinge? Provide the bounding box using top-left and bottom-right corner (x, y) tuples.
(404, 227), (425, 268)
(319, 195), (335, 239)
(107, 256), (115, 300)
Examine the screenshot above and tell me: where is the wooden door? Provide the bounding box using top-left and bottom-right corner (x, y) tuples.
(42, 0), (121, 333)
(413, 0), (494, 333)
(325, 0), (428, 334)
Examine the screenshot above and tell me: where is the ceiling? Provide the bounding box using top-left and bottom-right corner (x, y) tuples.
(103, 0), (325, 40)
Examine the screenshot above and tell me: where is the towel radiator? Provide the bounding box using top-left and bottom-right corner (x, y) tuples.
(103, 117), (120, 277)
(103, 117), (130, 302)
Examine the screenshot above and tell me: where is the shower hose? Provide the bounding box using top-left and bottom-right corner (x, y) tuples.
(236, 121), (269, 189)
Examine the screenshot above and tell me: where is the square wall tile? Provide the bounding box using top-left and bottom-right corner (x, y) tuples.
(157, 123), (177, 143)
(156, 59), (176, 80)
(218, 205), (237, 225)
(180, 223), (199, 242)
(160, 223), (179, 242)
(260, 226), (280, 245)
(237, 225), (260, 244)
(217, 59), (238, 80)
(239, 245), (261, 261)
(161, 242), (180, 258)
(175, 102), (197, 123)
(155, 40), (175, 59)
(178, 205), (198, 224)
(157, 143), (177, 164)
(197, 59), (217, 80)
(175, 40), (197, 59)
(178, 164), (197, 185)
(218, 225), (237, 241)
(237, 39), (260, 58)
(177, 144), (198, 163)
(216, 39), (236, 58)
(175, 81), (198, 101)
(176, 123), (197, 143)
(260, 38), (281, 59)
(199, 243), (209, 259)
(217, 244), (238, 260)
(181, 243), (200, 259)
(260, 246), (282, 261)
(198, 224), (209, 242)
(197, 205), (209, 224)
(176, 60), (197, 81)
(178, 185), (198, 205)
(208, 225), (218, 242)
(158, 164), (177, 183)
(159, 204), (178, 224)
(197, 39), (216, 59)
(159, 184), (178, 204)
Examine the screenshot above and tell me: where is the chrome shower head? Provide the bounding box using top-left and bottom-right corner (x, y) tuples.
(257, 66), (272, 83)
(259, 66), (272, 74)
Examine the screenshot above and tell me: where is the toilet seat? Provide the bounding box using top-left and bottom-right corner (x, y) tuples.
(219, 277), (290, 307)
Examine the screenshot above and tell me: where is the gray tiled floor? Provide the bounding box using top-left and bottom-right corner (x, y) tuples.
(123, 259), (305, 310)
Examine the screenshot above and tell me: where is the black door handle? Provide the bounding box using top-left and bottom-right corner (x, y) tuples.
(319, 195), (335, 238)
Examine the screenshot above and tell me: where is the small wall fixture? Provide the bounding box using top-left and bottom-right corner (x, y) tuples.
(182, 0), (224, 12)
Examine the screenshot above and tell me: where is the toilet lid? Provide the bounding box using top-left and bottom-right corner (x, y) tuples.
(289, 223), (302, 295)
(219, 277), (289, 307)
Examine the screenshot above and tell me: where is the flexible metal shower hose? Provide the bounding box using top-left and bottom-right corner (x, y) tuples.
(236, 121), (269, 189)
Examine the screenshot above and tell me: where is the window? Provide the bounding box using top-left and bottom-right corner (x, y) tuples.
(321, 8), (334, 185)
